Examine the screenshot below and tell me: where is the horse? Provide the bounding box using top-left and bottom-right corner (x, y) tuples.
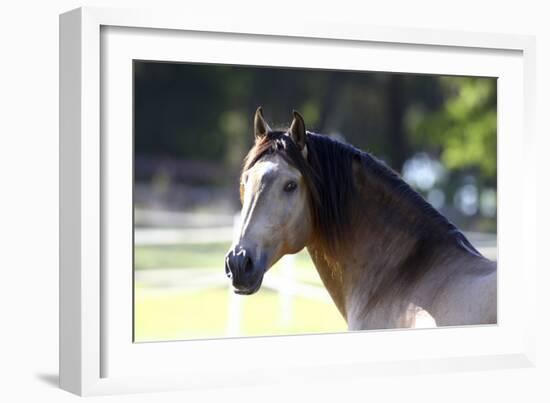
(224, 107), (497, 330)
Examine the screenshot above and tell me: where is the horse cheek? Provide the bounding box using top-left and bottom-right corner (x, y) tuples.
(284, 196), (310, 254)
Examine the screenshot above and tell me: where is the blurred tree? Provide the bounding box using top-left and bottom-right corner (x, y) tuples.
(410, 77), (497, 185)
(387, 75), (408, 170)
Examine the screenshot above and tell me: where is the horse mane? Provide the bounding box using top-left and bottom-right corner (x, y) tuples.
(241, 130), (481, 262)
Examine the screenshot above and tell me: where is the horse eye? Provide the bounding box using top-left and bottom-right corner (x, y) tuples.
(284, 181), (297, 192)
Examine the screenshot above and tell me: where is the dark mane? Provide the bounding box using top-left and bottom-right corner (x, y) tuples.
(242, 130), (481, 260)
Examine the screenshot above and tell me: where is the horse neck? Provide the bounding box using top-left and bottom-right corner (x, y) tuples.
(306, 158), (468, 323)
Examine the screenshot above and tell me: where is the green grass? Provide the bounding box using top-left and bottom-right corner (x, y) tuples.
(135, 242), (231, 270)
(135, 285), (230, 341)
(135, 285), (346, 342)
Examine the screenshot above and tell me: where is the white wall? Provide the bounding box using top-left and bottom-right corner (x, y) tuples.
(0, 0), (548, 401)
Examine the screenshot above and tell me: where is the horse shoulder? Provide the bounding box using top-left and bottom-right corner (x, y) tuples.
(429, 256), (497, 326)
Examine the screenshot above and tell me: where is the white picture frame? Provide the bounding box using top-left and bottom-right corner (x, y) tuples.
(59, 6), (537, 396)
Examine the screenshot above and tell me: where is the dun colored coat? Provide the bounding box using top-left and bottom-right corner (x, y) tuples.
(224, 107), (497, 330)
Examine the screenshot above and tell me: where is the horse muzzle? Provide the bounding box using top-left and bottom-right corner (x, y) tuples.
(224, 246), (265, 295)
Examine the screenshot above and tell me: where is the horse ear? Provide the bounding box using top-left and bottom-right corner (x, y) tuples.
(254, 106), (271, 139)
(289, 110), (306, 150)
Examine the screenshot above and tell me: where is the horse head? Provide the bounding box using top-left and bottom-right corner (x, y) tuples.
(224, 107), (313, 295)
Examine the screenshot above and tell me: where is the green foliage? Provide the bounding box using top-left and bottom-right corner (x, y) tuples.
(410, 77), (497, 182)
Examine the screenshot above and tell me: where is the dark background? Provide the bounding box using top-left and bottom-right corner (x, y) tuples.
(134, 61), (497, 232)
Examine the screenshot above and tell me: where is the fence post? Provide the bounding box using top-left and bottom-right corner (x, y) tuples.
(279, 254), (296, 328)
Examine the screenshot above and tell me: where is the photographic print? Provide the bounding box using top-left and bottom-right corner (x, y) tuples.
(133, 61), (497, 342)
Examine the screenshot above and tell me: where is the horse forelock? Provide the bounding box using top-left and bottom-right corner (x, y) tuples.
(241, 131), (321, 209)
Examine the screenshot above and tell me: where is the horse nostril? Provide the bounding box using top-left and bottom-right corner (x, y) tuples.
(225, 247), (255, 284)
